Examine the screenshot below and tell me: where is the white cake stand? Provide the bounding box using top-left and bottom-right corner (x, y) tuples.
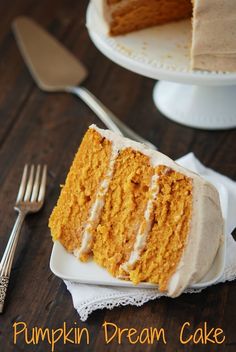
(87, 2), (236, 130)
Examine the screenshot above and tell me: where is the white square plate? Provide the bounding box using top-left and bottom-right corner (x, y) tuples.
(50, 232), (225, 290)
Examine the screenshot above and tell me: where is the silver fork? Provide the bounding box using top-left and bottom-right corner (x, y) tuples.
(0, 164), (47, 313)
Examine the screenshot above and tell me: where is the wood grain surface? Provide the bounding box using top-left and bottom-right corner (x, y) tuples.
(0, 1), (235, 351)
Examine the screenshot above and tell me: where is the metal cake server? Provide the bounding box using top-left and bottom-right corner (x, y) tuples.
(12, 17), (156, 150)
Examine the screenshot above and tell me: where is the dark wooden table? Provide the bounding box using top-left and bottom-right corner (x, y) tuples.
(0, 1), (235, 351)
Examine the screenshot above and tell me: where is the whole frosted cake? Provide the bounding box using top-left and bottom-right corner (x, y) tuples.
(92, 0), (236, 72)
(49, 125), (224, 297)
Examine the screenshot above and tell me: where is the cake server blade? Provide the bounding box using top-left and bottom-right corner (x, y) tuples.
(12, 16), (157, 149)
(13, 17), (87, 91)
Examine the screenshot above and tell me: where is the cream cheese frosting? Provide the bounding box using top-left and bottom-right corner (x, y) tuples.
(121, 173), (160, 272)
(191, 0), (236, 72)
(88, 124), (224, 297)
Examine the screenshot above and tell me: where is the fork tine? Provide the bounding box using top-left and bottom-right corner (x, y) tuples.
(38, 165), (47, 202)
(31, 165), (41, 202)
(16, 165), (28, 203)
(24, 165), (35, 201)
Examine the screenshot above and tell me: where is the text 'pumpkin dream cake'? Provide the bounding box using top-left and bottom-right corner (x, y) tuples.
(49, 125), (224, 297)
(92, 0), (236, 72)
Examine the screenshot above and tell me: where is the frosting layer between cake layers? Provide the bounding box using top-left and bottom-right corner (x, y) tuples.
(74, 143), (120, 259)
(78, 125), (223, 297)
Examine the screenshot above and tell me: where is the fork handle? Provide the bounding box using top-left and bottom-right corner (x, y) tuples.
(0, 276), (9, 314)
(66, 86), (157, 150)
(0, 212), (25, 313)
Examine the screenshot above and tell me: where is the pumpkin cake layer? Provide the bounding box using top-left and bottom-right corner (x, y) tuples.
(103, 0), (192, 36)
(93, 148), (153, 276)
(49, 125), (224, 297)
(127, 166), (193, 291)
(49, 128), (112, 260)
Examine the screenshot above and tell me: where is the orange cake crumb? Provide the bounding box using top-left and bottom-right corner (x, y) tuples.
(49, 128), (112, 258)
(128, 166), (192, 291)
(92, 148), (153, 276)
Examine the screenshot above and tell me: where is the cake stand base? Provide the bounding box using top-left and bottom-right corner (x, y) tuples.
(153, 81), (236, 130)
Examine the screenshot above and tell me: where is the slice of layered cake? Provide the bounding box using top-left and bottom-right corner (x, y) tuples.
(49, 125), (224, 297)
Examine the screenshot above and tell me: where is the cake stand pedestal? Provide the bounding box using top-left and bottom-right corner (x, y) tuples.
(153, 82), (236, 129)
(87, 2), (236, 130)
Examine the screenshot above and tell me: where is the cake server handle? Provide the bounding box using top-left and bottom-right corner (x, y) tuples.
(66, 86), (157, 150)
